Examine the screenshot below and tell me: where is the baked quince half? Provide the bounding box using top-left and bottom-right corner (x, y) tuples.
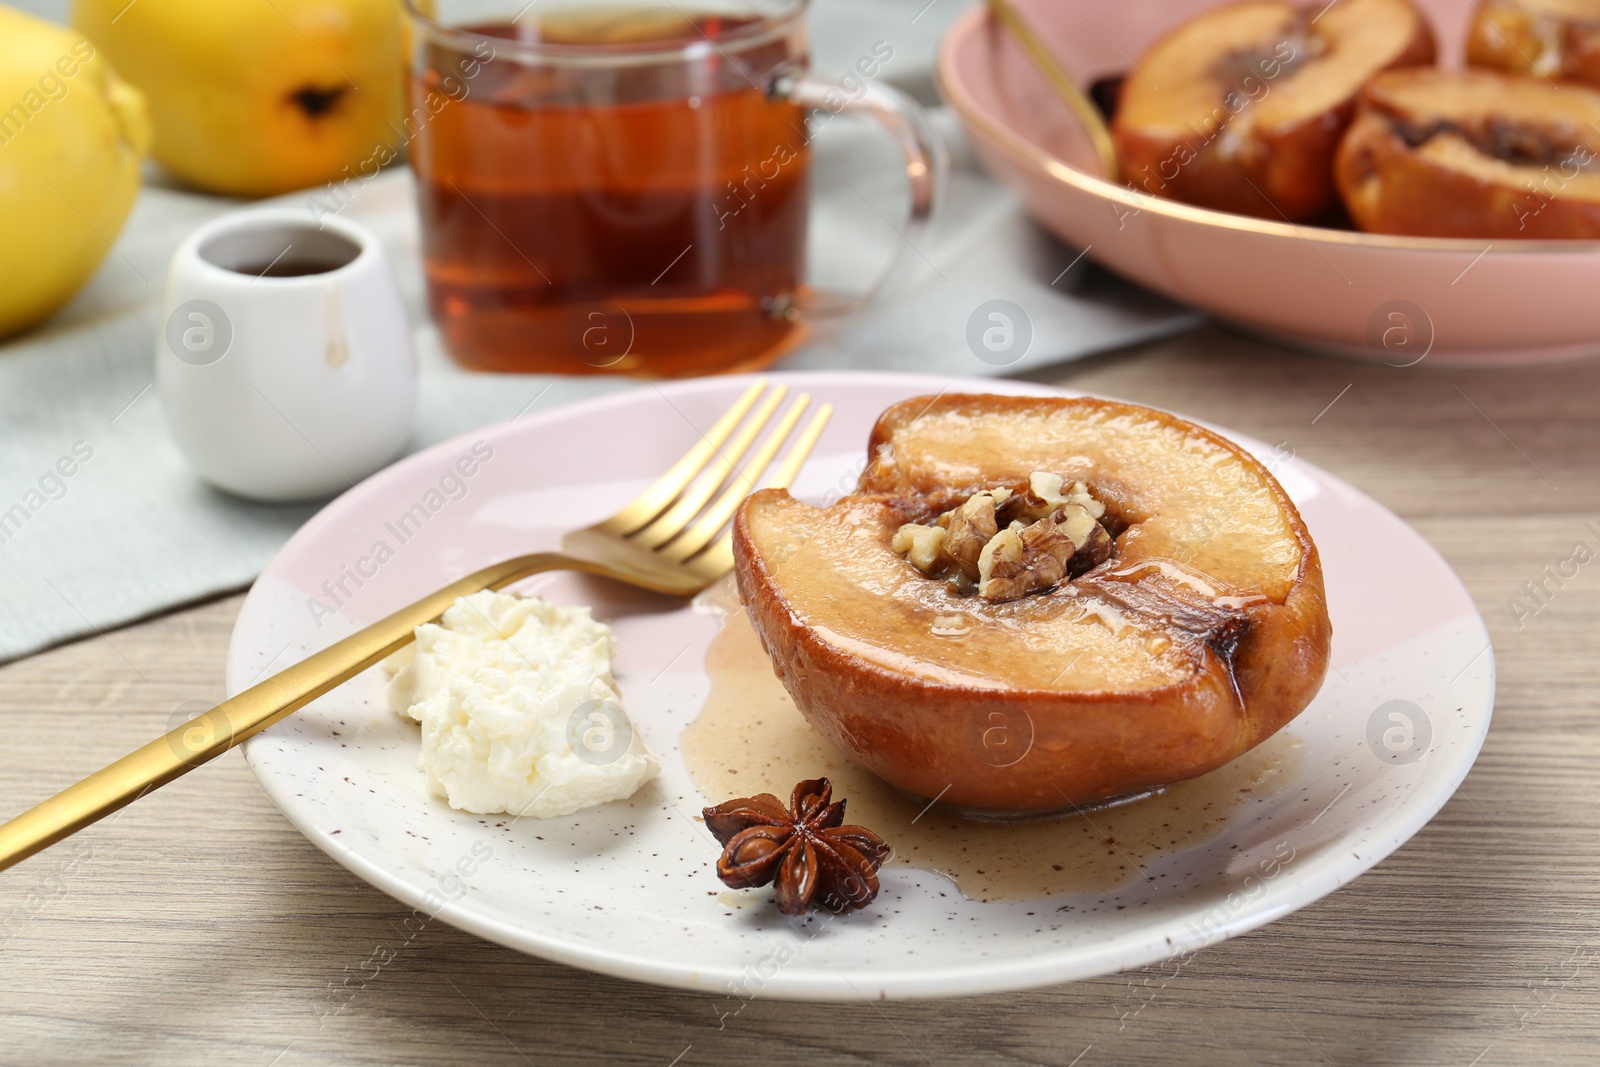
(1335, 68), (1600, 238)
(1112, 0), (1435, 221)
(733, 395), (1332, 813)
(1467, 0), (1600, 85)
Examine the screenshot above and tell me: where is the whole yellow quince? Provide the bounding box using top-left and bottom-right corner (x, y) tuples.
(73, 0), (402, 197)
(0, 5), (150, 340)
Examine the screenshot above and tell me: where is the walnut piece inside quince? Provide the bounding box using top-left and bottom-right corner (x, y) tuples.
(1031, 471), (1106, 519)
(890, 521), (946, 574)
(978, 502), (1113, 601)
(892, 473), (1114, 602)
(940, 488), (1010, 581)
(996, 472), (1108, 528)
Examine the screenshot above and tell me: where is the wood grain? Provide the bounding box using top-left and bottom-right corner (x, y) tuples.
(2, 328), (1598, 1066)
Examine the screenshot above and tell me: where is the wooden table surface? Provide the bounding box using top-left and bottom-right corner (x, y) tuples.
(3, 327), (1598, 1066)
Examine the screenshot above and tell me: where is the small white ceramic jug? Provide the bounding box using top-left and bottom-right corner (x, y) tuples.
(157, 208), (416, 502)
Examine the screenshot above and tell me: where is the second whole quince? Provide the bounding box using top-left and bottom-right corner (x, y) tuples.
(73, 0), (403, 197)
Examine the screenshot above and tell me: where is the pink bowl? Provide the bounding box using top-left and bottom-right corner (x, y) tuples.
(937, 0), (1600, 365)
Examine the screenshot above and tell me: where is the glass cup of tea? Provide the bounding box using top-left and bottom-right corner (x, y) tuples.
(404, 0), (943, 377)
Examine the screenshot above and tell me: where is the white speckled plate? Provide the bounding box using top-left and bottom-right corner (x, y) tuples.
(232, 372), (1493, 1000)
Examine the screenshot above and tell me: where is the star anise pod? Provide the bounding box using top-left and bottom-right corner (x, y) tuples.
(703, 778), (891, 916)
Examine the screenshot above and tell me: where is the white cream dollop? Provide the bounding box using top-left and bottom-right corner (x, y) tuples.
(384, 591), (658, 818)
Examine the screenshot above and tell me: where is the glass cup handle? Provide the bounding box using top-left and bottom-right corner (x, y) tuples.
(777, 72), (948, 318)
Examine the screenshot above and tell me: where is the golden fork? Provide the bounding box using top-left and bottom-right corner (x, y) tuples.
(0, 380), (831, 873)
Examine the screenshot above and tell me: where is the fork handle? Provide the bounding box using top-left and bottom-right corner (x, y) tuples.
(0, 551), (586, 873)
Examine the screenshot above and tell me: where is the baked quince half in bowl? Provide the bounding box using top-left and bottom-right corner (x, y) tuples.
(1467, 0), (1600, 85)
(1111, 0), (1436, 222)
(732, 395), (1332, 815)
(1336, 67), (1600, 239)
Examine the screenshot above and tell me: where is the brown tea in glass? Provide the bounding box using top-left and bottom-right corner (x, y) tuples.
(405, 1), (941, 377)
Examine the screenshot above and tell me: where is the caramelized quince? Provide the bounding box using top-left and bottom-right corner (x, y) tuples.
(732, 395), (1332, 813)
(1335, 67), (1600, 238)
(1112, 0), (1435, 221)
(1467, 0), (1600, 85)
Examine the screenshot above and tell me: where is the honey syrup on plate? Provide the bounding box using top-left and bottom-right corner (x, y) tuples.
(682, 603), (1303, 903)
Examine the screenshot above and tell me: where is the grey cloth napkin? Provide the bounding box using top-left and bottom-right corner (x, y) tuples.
(0, 11), (1199, 664)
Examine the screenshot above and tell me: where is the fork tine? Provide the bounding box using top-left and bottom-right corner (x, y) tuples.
(662, 393), (811, 561)
(599, 379), (767, 535)
(683, 401), (833, 578)
(631, 385), (787, 549)
(689, 533), (736, 582)
(760, 402), (832, 494)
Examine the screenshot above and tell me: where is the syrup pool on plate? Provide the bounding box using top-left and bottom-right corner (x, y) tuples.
(682, 596), (1306, 903)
